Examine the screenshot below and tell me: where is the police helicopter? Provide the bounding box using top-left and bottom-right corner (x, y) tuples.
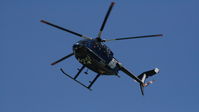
(41, 2), (163, 95)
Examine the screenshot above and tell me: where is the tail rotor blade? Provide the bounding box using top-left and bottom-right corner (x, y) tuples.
(51, 53), (74, 66)
(41, 20), (92, 40)
(97, 2), (115, 38)
(143, 80), (156, 87)
(103, 34), (163, 42)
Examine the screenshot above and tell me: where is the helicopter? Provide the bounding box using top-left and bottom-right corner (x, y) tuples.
(41, 2), (163, 95)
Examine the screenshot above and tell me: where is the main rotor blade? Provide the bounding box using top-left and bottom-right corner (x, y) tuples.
(41, 20), (92, 40)
(51, 53), (74, 66)
(103, 34), (163, 42)
(97, 2), (115, 38)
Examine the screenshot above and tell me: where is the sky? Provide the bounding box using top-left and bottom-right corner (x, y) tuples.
(1, 0), (199, 112)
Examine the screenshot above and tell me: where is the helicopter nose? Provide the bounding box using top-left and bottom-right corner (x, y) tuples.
(73, 43), (84, 51)
(73, 44), (82, 49)
(73, 44), (88, 57)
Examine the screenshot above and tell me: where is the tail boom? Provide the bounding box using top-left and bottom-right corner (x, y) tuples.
(119, 64), (160, 96)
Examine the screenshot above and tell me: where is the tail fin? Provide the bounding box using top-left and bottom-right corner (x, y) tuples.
(138, 68), (160, 95)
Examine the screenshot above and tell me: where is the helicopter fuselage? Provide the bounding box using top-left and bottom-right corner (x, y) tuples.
(73, 39), (119, 75)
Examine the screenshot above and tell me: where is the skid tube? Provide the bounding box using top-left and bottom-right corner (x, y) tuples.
(60, 68), (101, 90)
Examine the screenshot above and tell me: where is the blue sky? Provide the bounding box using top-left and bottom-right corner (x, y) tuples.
(1, 0), (199, 112)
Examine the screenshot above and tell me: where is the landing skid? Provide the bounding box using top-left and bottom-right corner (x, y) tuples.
(60, 67), (100, 90)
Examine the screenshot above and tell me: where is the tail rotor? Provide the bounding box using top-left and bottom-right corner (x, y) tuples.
(138, 68), (160, 95)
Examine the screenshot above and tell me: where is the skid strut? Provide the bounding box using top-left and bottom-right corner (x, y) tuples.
(74, 66), (85, 79)
(60, 66), (101, 90)
(88, 74), (100, 89)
